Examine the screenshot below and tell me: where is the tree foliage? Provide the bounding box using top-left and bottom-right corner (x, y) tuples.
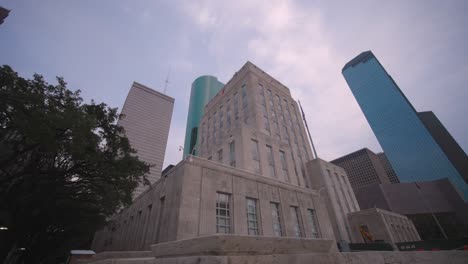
(0, 65), (150, 263)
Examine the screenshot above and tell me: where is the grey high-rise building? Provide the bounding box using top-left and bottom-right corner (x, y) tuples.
(119, 82), (174, 198)
(331, 148), (398, 191)
(417, 111), (468, 184)
(376, 152), (400, 184)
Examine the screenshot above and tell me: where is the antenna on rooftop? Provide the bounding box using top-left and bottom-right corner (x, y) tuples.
(163, 67), (171, 94)
(299, 100), (319, 159)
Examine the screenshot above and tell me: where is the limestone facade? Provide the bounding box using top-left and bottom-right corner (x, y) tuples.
(347, 208), (421, 244)
(84, 235), (468, 264)
(305, 158), (361, 242)
(198, 61), (314, 188)
(91, 156), (335, 253)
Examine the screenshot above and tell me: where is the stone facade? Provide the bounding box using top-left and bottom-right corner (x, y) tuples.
(198, 61), (313, 188)
(305, 159), (361, 242)
(347, 208), (420, 245)
(91, 156), (335, 253)
(118, 82), (174, 198)
(83, 235), (468, 264)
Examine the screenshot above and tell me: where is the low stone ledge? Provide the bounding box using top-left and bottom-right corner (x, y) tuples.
(81, 251), (153, 262)
(339, 251), (468, 264)
(151, 235), (336, 258)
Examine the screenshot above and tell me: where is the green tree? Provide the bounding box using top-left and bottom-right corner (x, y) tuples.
(0, 65), (150, 263)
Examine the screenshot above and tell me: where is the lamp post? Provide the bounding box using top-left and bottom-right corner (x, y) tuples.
(191, 145), (197, 156)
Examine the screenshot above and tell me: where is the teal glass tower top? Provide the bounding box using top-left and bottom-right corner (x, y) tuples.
(183, 76), (224, 158)
(342, 51), (467, 200)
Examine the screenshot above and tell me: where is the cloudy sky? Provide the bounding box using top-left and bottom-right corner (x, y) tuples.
(1, 0), (467, 168)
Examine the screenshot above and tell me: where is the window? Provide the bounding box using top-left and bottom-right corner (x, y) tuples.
(234, 93), (239, 120)
(218, 149), (223, 163)
(307, 209), (320, 238)
(280, 151), (288, 182)
(330, 176), (346, 217)
(263, 116), (270, 132)
(336, 173), (351, 212)
(266, 145), (276, 178)
(226, 103), (231, 129)
(219, 111), (224, 129)
(273, 120), (280, 139)
(229, 141), (236, 167)
(283, 126), (289, 141)
(242, 84), (248, 108)
(246, 198), (259, 235)
(251, 139), (261, 174)
(200, 124), (205, 144)
(207, 122), (211, 142)
(213, 112), (217, 144)
(242, 83), (247, 97)
(290, 206), (303, 237)
(270, 202), (282, 236)
(216, 193), (231, 233)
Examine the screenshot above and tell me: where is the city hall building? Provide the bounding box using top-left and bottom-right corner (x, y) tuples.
(91, 62), (336, 252)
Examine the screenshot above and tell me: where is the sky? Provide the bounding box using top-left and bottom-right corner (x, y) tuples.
(1, 0), (467, 168)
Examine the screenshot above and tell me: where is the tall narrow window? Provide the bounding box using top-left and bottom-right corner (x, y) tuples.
(218, 149), (223, 163)
(226, 100), (231, 129)
(337, 175), (352, 213)
(270, 202), (282, 236)
(251, 139), (261, 174)
(290, 206), (303, 237)
(263, 116), (270, 133)
(155, 196), (165, 243)
(229, 141), (236, 167)
(219, 108), (224, 129)
(213, 112), (217, 144)
(234, 93), (239, 120)
(216, 193), (231, 233)
(207, 119), (211, 143)
(266, 145), (276, 178)
(200, 124), (205, 144)
(259, 85), (269, 133)
(246, 198), (259, 235)
(307, 209), (320, 238)
(279, 150), (288, 182)
(242, 84), (248, 108)
(283, 125), (289, 141)
(219, 115), (224, 141)
(274, 120), (280, 140)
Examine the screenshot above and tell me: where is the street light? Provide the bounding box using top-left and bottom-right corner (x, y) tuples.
(191, 145), (197, 156)
(0, 226), (8, 231)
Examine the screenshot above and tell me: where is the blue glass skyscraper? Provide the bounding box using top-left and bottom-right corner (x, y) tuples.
(342, 51), (467, 200)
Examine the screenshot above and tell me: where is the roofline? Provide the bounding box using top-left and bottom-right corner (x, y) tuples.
(342, 51), (374, 72)
(132, 81), (174, 103)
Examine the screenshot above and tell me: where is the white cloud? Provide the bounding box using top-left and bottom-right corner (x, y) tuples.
(178, 0), (381, 161)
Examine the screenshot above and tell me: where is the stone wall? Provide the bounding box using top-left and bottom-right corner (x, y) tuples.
(91, 157), (336, 253)
(348, 208), (420, 244)
(83, 235), (468, 264)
